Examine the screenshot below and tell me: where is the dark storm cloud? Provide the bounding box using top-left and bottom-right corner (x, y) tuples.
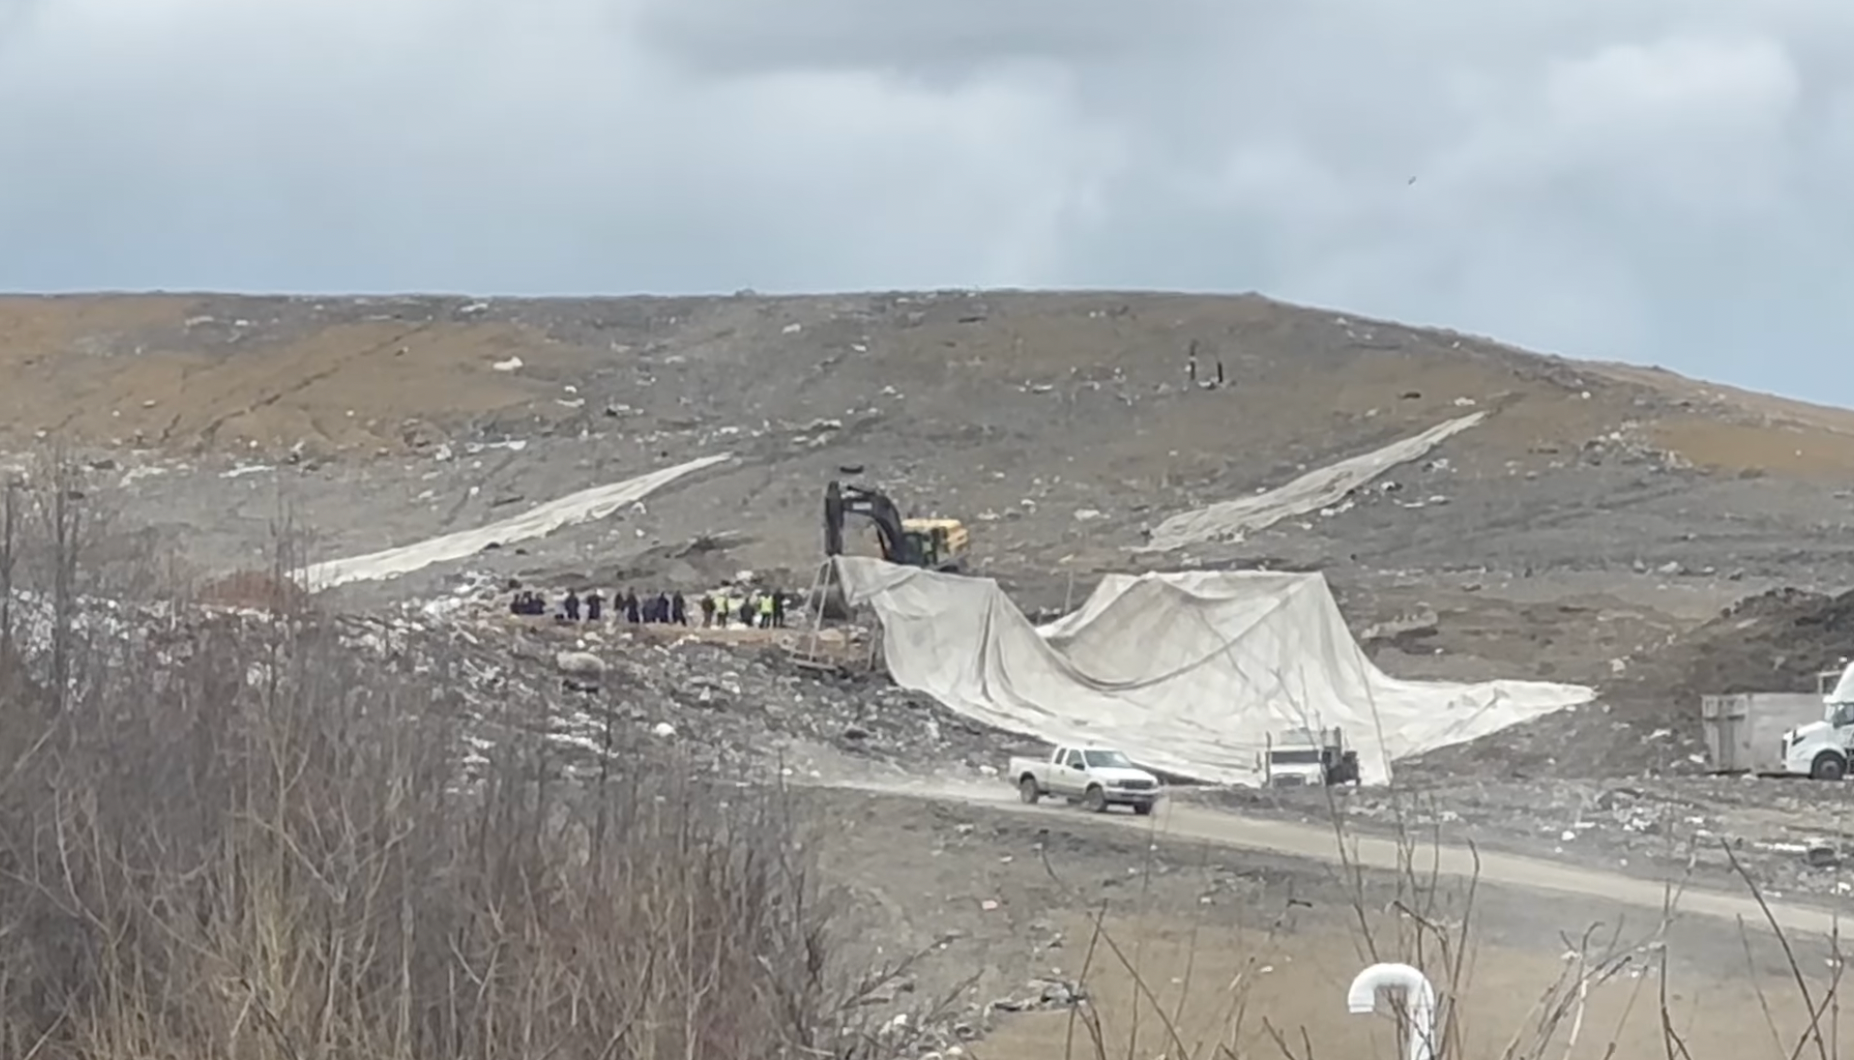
(0, 0), (1852, 400)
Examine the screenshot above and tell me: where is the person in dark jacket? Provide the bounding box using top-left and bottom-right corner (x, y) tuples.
(586, 589), (604, 622)
(771, 589), (786, 628)
(563, 590), (581, 621)
(654, 591), (671, 624)
(623, 589), (641, 623)
(671, 591), (688, 626)
(700, 593), (716, 627)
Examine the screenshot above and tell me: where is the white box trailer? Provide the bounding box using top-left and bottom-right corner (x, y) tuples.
(1701, 692), (1829, 774)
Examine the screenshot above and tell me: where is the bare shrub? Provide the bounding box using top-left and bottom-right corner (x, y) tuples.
(1036, 674), (1838, 1060)
(0, 468), (846, 1060)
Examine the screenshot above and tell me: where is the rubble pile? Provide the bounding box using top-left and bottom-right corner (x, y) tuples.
(2, 580), (1019, 786)
(527, 626), (1014, 775)
(1576, 424), (1693, 472)
(1403, 586), (1854, 780)
(1614, 586), (1854, 706)
(326, 608), (1024, 781)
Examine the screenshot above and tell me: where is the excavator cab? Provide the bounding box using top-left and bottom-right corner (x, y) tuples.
(901, 518), (969, 571)
(824, 480), (968, 572)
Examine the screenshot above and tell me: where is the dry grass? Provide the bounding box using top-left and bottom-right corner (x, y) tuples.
(0, 460), (888, 1060)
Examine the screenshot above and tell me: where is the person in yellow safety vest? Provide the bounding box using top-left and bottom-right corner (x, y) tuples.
(715, 591), (729, 627)
(758, 591), (775, 628)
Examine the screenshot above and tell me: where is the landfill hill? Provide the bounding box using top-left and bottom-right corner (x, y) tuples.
(14, 293), (1854, 1059)
(8, 291), (1854, 483)
(7, 290), (1854, 754)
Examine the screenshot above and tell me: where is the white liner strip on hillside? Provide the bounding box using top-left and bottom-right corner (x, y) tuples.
(835, 556), (1591, 786)
(294, 453), (734, 590)
(1136, 411), (1486, 551)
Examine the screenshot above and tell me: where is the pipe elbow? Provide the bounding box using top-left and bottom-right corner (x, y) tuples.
(1346, 983), (1377, 1014)
(1348, 963), (1438, 1060)
(1347, 962), (1431, 1012)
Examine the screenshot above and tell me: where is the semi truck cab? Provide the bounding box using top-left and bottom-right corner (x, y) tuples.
(1779, 663), (1854, 780)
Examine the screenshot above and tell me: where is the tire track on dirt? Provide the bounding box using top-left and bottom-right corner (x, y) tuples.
(195, 324), (434, 448)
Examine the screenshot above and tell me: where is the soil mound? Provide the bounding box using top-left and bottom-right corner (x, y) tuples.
(1405, 586), (1854, 780)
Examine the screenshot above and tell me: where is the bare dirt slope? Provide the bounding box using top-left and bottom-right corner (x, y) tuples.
(8, 292), (1854, 578)
(6, 290), (1854, 768)
(12, 291), (1854, 478)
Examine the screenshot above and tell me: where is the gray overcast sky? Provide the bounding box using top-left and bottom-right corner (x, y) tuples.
(2, 0), (1850, 402)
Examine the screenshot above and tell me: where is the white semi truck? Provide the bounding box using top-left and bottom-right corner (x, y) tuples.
(1256, 727), (1361, 788)
(1776, 663), (1854, 780)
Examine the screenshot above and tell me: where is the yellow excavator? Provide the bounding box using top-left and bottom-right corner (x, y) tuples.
(823, 479), (969, 571)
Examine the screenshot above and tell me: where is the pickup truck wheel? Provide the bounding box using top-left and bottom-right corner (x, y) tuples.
(1018, 776), (1041, 804)
(1813, 752), (1847, 781)
(1082, 785), (1107, 813)
(1131, 802), (1153, 817)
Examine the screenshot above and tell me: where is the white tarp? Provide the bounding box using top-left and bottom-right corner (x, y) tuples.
(1136, 412), (1485, 551)
(837, 557), (1591, 785)
(294, 453), (733, 590)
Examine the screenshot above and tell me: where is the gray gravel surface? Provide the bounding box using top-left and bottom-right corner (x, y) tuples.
(1194, 774), (1854, 905)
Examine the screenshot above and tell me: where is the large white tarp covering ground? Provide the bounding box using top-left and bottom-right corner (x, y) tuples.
(836, 557), (1592, 785)
(295, 453), (733, 590)
(1136, 412), (1485, 551)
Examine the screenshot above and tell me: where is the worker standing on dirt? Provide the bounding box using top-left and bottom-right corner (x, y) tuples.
(623, 589), (640, 624)
(586, 589), (604, 622)
(757, 591), (775, 629)
(700, 592), (715, 627)
(671, 591), (688, 626)
(654, 590), (671, 624)
(715, 591), (731, 628)
(563, 590), (581, 622)
(771, 589), (786, 628)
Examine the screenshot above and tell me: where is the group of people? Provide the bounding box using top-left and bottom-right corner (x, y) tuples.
(507, 584), (794, 629)
(700, 587), (789, 629)
(546, 587), (686, 624)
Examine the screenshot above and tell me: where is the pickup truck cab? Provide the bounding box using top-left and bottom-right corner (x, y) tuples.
(1010, 745), (1162, 814)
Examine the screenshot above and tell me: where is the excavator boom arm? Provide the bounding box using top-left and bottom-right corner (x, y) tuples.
(823, 480), (920, 565)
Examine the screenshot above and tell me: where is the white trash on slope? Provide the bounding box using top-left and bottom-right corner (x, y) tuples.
(294, 453), (733, 590)
(835, 557), (1590, 785)
(1137, 412), (1485, 551)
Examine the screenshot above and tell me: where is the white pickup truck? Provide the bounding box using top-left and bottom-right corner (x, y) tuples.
(1010, 745), (1163, 814)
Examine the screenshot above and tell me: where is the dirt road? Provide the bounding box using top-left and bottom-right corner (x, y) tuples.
(852, 776), (1851, 938)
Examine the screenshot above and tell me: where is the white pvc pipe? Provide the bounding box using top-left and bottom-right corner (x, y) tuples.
(1347, 962), (1437, 1060)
